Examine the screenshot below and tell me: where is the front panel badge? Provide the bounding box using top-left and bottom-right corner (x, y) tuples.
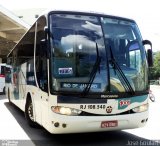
(106, 106), (113, 113)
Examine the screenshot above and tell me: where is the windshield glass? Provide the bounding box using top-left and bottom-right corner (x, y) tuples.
(50, 14), (108, 94)
(101, 17), (147, 92)
(49, 13), (148, 95)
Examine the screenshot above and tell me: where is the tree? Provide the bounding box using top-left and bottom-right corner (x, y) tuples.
(150, 51), (160, 79)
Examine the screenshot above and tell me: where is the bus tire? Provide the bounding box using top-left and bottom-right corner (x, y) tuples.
(25, 98), (38, 128)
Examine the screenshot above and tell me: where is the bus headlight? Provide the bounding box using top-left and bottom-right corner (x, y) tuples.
(132, 104), (149, 113)
(51, 106), (82, 116)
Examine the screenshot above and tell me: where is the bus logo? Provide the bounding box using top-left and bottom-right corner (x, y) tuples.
(119, 100), (130, 107)
(106, 106), (113, 113)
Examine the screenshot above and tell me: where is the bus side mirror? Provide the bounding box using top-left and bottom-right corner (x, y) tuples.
(147, 49), (153, 67)
(142, 40), (153, 67)
(40, 27), (49, 49)
(40, 27), (50, 58)
(44, 27), (48, 39)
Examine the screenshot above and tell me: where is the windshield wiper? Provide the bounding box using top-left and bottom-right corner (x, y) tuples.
(109, 46), (135, 95)
(82, 43), (101, 96)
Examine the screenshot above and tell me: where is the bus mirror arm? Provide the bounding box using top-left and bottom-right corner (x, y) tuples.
(44, 27), (51, 59)
(40, 39), (49, 58)
(44, 27), (49, 38)
(40, 27), (48, 49)
(142, 40), (153, 67)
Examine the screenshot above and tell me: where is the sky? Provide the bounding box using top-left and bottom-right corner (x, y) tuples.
(0, 0), (160, 52)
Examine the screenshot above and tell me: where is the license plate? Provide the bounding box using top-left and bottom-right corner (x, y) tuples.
(101, 120), (118, 128)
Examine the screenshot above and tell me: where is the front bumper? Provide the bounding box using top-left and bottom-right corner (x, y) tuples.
(47, 110), (148, 134)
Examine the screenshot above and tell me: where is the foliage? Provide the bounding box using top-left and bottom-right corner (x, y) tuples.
(150, 51), (160, 79)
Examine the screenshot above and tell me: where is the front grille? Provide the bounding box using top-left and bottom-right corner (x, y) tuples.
(79, 109), (135, 116)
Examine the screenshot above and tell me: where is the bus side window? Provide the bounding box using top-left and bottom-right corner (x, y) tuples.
(36, 16), (48, 91)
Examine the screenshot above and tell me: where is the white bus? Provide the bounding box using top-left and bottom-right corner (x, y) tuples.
(6, 10), (153, 134)
(0, 63), (6, 94)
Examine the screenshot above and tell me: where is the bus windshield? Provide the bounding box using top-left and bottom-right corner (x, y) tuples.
(50, 13), (147, 95)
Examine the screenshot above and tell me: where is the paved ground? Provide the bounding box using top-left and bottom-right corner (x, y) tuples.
(124, 85), (160, 140)
(0, 85), (160, 146)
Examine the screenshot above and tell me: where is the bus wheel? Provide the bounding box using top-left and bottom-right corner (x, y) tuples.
(25, 99), (38, 128)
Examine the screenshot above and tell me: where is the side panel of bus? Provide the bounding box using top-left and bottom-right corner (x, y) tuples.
(0, 64), (5, 93)
(6, 16), (49, 128)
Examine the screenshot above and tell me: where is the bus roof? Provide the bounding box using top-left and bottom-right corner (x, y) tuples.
(42, 9), (136, 23)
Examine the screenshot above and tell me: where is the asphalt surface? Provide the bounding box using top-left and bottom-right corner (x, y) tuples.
(0, 85), (160, 146)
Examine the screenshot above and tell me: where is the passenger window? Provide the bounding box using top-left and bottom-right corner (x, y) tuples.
(17, 24), (35, 66)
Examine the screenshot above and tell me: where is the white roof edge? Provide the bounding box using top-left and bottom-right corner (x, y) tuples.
(39, 9), (106, 16)
(38, 9), (133, 21)
(0, 5), (30, 29)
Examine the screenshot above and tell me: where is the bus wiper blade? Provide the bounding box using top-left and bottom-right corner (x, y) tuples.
(109, 46), (135, 95)
(82, 43), (101, 96)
